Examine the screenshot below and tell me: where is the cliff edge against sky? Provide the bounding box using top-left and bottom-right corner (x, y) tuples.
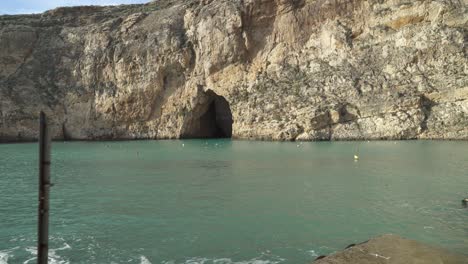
(1, 0), (467, 141)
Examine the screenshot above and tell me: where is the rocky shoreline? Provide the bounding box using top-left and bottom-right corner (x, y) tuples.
(312, 234), (468, 264)
(1, 0), (467, 141)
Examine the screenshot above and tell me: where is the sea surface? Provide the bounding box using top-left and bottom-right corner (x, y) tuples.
(0, 140), (467, 263)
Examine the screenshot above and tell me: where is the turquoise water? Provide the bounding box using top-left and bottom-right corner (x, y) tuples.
(0, 140), (467, 263)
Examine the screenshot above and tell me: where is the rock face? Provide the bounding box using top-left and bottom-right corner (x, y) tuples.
(313, 234), (468, 264)
(0, 0), (467, 141)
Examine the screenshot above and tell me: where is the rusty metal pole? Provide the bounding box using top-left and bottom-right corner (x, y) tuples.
(38, 111), (51, 264)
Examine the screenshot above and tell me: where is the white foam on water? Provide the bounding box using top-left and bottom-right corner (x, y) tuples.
(140, 255), (152, 264)
(0, 251), (10, 264)
(55, 243), (71, 252)
(0, 247), (22, 264)
(307, 250), (318, 257)
(23, 257), (35, 264)
(163, 256), (284, 264)
(22, 243), (71, 264)
(51, 241), (72, 264)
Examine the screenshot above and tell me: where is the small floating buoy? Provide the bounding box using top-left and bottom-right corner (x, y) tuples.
(462, 198), (468, 207)
(354, 155), (359, 161)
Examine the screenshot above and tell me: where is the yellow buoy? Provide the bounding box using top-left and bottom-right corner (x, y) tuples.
(354, 155), (359, 161)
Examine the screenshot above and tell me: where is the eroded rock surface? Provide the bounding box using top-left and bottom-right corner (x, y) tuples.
(313, 234), (468, 264)
(1, 0), (467, 141)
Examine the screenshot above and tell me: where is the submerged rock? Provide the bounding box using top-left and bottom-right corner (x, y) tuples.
(313, 234), (468, 264)
(0, 0), (467, 141)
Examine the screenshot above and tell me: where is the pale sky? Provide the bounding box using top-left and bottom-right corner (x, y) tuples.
(0, 0), (151, 15)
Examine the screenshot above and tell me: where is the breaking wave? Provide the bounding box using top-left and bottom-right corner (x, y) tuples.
(162, 255), (285, 264)
(0, 242), (71, 264)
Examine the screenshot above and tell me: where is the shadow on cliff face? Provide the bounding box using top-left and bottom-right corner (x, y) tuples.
(181, 90), (233, 139)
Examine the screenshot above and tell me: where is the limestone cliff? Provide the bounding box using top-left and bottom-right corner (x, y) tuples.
(1, 0), (467, 141)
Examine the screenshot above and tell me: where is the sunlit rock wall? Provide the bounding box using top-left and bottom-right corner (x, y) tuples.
(0, 0), (467, 141)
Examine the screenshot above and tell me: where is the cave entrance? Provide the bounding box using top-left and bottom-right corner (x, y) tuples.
(182, 90), (233, 139)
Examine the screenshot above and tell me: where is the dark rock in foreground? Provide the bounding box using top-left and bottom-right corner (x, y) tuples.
(313, 234), (468, 264)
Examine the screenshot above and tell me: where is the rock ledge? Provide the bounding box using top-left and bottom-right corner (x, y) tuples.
(313, 234), (468, 264)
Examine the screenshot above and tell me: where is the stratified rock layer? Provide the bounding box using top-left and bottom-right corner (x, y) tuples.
(313, 234), (468, 264)
(1, 0), (467, 141)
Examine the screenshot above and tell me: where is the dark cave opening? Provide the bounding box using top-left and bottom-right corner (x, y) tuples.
(182, 91), (233, 139)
